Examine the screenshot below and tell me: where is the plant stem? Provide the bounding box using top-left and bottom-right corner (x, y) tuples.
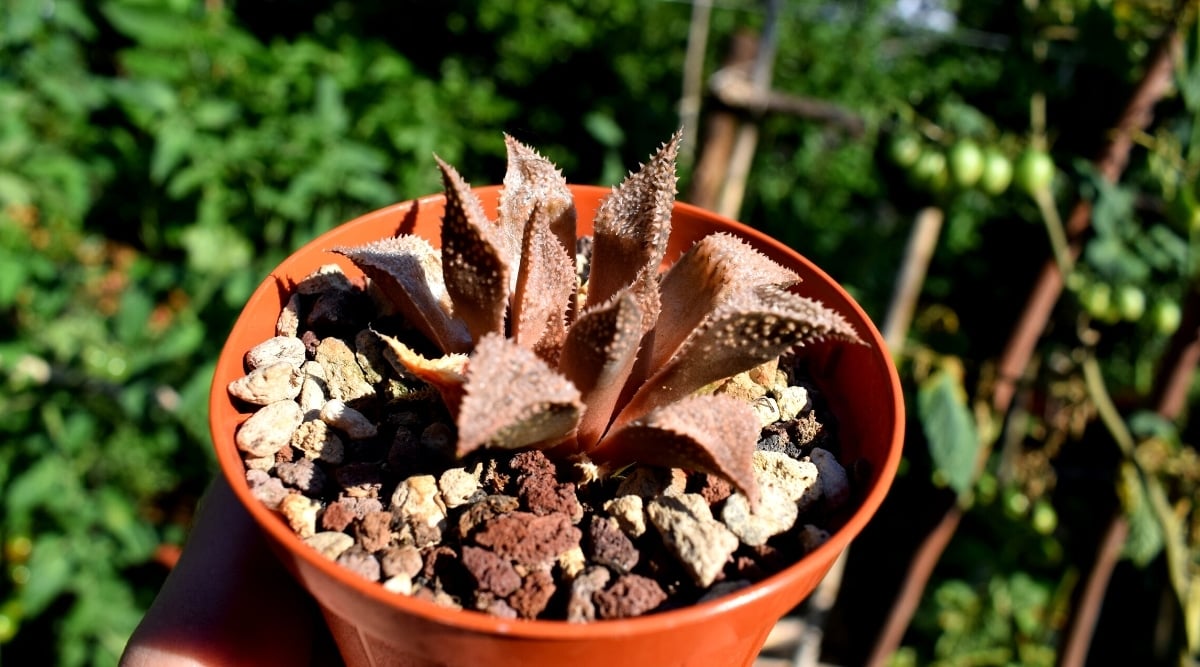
(882, 207), (945, 354)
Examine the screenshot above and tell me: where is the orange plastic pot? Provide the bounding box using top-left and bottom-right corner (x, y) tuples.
(210, 185), (904, 667)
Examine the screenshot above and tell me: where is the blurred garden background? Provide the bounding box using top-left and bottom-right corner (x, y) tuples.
(3, 0), (1200, 664)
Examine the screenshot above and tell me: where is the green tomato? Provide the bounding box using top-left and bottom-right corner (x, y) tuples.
(1080, 282), (1112, 319)
(1116, 285), (1146, 322)
(1152, 299), (1182, 334)
(1003, 488), (1030, 518)
(1031, 500), (1057, 535)
(1014, 149), (1056, 196)
(912, 149), (948, 191)
(979, 148), (1013, 195)
(948, 140), (985, 188)
(889, 133), (922, 168)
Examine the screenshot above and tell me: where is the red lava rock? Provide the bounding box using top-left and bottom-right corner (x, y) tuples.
(275, 459), (326, 495)
(472, 511), (581, 568)
(509, 450), (556, 480)
(357, 510), (395, 552)
(456, 495), (520, 540)
(587, 516), (639, 574)
(335, 546), (381, 582)
(275, 443), (297, 464)
(461, 546), (521, 597)
(519, 473), (582, 522)
(320, 495), (383, 532)
(695, 473), (733, 505)
(594, 574), (667, 620)
(320, 499), (356, 532)
(380, 545), (424, 579)
(508, 569), (556, 619)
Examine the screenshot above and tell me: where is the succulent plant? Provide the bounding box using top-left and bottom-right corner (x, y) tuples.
(334, 131), (863, 506)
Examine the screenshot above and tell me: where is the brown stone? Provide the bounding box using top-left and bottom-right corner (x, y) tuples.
(472, 511), (581, 568)
(587, 516), (638, 574)
(594, 574), (667, 619)
(508, 569), (556, 619)
(357, 510), (395, 552)
(519, 473), (582, 522)
(461, 546), (521, 597)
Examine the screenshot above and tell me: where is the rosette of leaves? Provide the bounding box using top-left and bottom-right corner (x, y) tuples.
(334, 131), (862, 506)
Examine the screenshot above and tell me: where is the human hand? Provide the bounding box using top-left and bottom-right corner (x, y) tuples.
(120, 475), (338, 666)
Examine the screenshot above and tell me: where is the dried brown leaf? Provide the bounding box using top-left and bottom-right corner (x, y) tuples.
(592, 394), (761, 507)
(457, 333), (583, 457)
(437, 156), (511, 343)
(333, 237), (472, 354)
(375, 332), (468, 417)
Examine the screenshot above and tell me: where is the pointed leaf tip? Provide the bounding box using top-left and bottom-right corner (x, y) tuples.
(437, 158), (511, 343)
(457, 333), (583, 456)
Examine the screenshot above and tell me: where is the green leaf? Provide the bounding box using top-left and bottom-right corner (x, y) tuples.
(917, 366), (979, 496)
(20, 533), (74, 617)
(1119, 462), (1164, 567)
(101, 2), (201, 48)
(191, 98), (239, 130)
(315, 74), (348, 136)
(0, 171), (33, 206)
(180, 224), (252, 276)
(115, 287), (155, 346)
(150, 117), (193, 183)
(0, 245), (28, 307)
(584, 111), (624, 148)
(6, 457), (68, 528)
(97, 487), (158, 564)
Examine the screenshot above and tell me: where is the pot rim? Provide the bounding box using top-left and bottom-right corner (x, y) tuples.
(209, 184), (905, 639)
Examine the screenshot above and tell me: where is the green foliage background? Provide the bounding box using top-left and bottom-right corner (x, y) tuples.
(1, 0), (1198, 664)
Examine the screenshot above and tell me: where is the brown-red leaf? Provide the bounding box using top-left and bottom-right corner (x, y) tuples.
(584, 130), (680, 311)
(500, 135), (577, 273)
(557, 289), (644, 451)
(333, 237), (472, 354)
(457, 333), (583, 457)
(651, 232), (800, 370)
(511, 200), (577, 364)
(437, 156), (511, 343)
(590, 394), (761, 507)
(613, 285), (862, 431)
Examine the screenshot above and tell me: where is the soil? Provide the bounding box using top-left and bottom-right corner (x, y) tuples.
(229, 262), (857, 621)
